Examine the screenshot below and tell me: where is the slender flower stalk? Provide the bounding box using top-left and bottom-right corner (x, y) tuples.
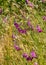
(14, 22), (19, 29)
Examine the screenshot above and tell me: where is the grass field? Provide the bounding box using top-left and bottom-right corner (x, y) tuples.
(0, 0), (46, 65)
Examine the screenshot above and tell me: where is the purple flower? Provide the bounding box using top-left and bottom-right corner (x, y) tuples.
(18, 28), (26, 34)
(14, 22), (19, 29)
(43, 16), (46, 21)
(22, 53), (28, 58)
(26, 56), (33, 61)
(30, 51), (37, 58)
(14, 44), (22, 51)
(36, 25), (42, 32)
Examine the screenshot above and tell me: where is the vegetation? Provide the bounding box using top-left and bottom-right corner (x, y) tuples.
(0, 0), (46, 65)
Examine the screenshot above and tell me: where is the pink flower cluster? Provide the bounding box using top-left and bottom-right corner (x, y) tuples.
(14, 44), (37, 61)
(22, 50), (37, 61)
(14, 22), (26, 34)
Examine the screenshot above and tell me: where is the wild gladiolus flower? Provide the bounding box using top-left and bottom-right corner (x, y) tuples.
(14, 44), (22, 51)
(30, 51), (37, 58)
(14, 22), (19, 29)
(43, 16), (46, 21)
(26, 56), (33, 61)
(22, 53), (28, 58)
(36, 25), (42, 32)
(18, 28), (26, 34)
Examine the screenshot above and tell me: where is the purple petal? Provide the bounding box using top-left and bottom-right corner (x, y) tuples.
(30, 51), (37, 58)
(18, 28), (26, 34)
(14, 22), (19, 29)
(36, 25), (42, 32)
(14, 44), (22, 51)
(26, 56), (33, 61)
(22, 53), (28, 58)
(43, 16), (46, 21)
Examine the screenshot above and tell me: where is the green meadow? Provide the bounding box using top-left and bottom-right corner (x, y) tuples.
(0, 0), (46, 65)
